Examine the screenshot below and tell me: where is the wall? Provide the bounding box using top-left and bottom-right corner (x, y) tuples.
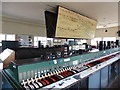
(95, 26), (119, 38)
(86, 26), (119, 44)
(2, 17), (119, 38)
(2, 17), (120, 46)
(2, 17), (46, 36)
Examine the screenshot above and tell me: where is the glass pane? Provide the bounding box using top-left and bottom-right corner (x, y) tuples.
(0, 43), (2, 46)
(47, 38), (53, 40)
(38, 37), (43, 41)
(34, 36), (38, 42)
(34, 36), (47, 47)
(6, 34), (15, 41)
(34, 42), (38, 47)
(41, 37), (47, 42)
(91, 37), (102, 45)
(78, 40), (86, 44)
(103, 37), (116, 41)
(0, 34), (5, 41)
(38, 37), (47, 46)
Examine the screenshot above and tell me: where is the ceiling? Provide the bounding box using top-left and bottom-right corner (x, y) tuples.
(2, 2), (118, 28)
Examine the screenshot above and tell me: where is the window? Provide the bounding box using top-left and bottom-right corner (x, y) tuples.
(67, 39), (86, 45)
(34, 36), (47, 47)
(0, 34), (5, 46)
(34, 37), (38, 47)
(103, 37), (116, 41)
(0, 34), (5, 42)
(6, 34), (15, 41)
(91, 37), (102, 46)
(47, 38), (53, 46)
(0, 34), (15, 46)
(78, 40), (87, 44)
